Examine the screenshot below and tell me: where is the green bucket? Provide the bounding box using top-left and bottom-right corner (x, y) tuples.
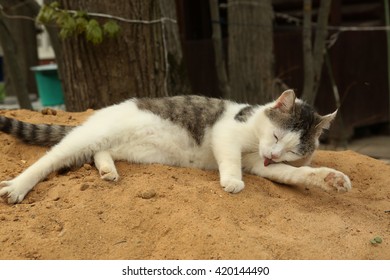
(31, 64), (64, 106)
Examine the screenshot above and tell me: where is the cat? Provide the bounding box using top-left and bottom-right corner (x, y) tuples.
(0, 89), (351, 204)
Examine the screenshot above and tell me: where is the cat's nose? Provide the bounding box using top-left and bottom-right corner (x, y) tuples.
(271, 153), (280, 160)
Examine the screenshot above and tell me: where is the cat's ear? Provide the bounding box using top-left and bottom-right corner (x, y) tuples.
(316, 110), (337, 131)
(274, 89), (296, 113)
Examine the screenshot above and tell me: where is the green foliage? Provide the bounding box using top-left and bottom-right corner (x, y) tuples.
(75, 17), (88, 34)
(37, 1), (120, 45)
(103, 20), (121, 38)
(86, 19), (103, 45)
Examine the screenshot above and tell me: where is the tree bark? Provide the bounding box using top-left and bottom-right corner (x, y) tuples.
(0, 0), (39, 109)
(0, 16), (32, 109)
(1, 0), (38, 96)
(158, 0), (192, 95)
(302, 0), (314, 102)
(39, 0), (65, 88)
(301, 0), (332, 105)
(227, 0), (274, 104)
(312, 0), (332, 97)
(58, 0), (180, 111)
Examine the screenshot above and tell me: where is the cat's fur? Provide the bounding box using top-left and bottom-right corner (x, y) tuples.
(0, 90), (351, 204)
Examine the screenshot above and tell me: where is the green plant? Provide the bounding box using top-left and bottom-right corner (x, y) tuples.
(370, 236), (383, 245)
(37, 1), (120, 45)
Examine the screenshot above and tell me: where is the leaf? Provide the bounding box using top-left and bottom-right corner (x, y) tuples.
(36, 7), (48, 23)
(56, 12), (71, 26)
(37, 5), (56, 24)
(49, 1), (60, 9)
(85, 19), (103, 44)
(103, 20), (120, 38)
(63, 16), (76, 32)
(56, 13), (77, 39)
(59, 26), (72, 40)
(374, 236), (383, 244)
(75, 17), (88, 34)
(370, 236), (383, 245)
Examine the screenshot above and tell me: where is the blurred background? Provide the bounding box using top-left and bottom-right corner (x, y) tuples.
(0, 0), (389, 156)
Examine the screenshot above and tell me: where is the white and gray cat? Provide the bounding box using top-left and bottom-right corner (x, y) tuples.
(0, 89), (351, 204)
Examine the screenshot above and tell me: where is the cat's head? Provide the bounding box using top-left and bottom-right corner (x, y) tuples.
(260, 89), (336, 166)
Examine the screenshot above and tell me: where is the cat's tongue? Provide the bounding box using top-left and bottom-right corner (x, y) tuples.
(264, 157), (275, 167)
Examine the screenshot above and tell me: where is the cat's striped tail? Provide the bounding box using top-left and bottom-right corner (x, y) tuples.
(0, 115), (74, 146)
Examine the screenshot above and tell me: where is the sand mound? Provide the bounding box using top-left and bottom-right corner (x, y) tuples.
(0, 109), (389, 259)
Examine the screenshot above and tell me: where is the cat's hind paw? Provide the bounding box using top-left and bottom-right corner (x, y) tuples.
(0, 180), (29, 204)
(220, 178), (245, 193)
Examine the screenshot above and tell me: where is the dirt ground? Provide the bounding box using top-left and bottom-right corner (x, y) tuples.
(0, 109), (389, 260)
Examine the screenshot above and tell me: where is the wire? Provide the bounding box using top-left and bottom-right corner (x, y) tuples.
(0, 4), (177, 25)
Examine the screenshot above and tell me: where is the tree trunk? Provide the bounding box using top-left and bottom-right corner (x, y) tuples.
(312, 0), (332, 97)
(302, 0), (314, 102)
(57, 0), (183, 111)
(0, 16), (32, 109)
(39, 0), (65, 88)
(1, 0), (38, 96)
(0, 0), (36, 109)
(209, 0), (230, 97)
(301, 0), (332, 105)
(158, 0), (192, 95)
(227, 0), (274, 104)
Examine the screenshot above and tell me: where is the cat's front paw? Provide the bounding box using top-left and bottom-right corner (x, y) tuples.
(99, 166), (119, 182)
(0, 180), (29, 204)
(316, 168), (352, 192)
(220, 177), (245, 193)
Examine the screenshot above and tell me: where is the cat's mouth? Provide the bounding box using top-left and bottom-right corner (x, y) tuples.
(264, 157), (276, 166)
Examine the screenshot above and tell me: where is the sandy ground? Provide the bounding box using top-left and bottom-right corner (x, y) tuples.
(0, 109), (389, 260)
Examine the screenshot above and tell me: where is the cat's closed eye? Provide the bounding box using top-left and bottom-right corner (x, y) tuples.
(273, 133), (279, 143)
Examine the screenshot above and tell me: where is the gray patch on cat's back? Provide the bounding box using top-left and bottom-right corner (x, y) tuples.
(234, 105), (256, 122)
(136, 95), (226, 145)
